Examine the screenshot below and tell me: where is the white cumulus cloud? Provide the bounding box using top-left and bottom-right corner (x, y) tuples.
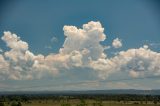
(0, 21), (160, 81)
(112, 38), (122, 48)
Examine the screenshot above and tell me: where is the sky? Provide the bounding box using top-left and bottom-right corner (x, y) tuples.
(0, 0), (160, 91)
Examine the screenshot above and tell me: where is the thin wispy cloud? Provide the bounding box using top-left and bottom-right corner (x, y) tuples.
(0, 48), (3, 52)
(51, 36), (58, 43)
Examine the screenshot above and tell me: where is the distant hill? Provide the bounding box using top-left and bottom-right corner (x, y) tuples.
(0, 89), (160, 95)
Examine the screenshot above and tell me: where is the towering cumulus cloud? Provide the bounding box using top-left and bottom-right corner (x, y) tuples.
(0, 21), (160, 80)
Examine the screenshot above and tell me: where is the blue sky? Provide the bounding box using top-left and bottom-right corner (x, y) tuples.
(0, 0), (160, 91)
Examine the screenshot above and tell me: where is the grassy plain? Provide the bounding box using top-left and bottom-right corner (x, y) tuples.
(4, 99), (159, 106)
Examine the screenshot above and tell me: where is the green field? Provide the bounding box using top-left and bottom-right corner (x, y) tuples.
(3, 99), (159, 106)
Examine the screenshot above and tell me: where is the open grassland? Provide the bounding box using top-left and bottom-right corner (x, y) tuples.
(1, 94), (160, 106)
(3, 99), (160, 106)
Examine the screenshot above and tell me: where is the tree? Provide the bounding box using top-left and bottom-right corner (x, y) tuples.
(93, 99), (103, 106)
(11, 101), (22, 106)
(17, 102), (22, 106)
(11, 102), (17, 106)
(0, 102), (5, 106)
(153, 98), (158, 105)
(61, 103), (71, 106)
(77, 99), (87, 106)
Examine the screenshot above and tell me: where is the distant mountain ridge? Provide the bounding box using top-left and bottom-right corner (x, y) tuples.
(1, 89), (160, 95)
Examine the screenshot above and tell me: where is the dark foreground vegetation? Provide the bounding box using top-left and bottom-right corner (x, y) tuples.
(0, 94), (160, 106)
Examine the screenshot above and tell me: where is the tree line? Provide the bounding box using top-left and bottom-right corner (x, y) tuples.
(0, 94), (160, 106)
